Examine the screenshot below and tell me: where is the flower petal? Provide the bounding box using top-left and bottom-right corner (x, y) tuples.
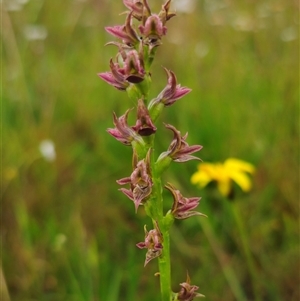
(224, 158), (255, 174)
(229, 170), (253, 192)
(217, 178), (231, 196)
(190, 170), (212, 188)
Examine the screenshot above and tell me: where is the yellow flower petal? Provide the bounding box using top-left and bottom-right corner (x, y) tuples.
(224, 158), (255, 174)
(200, 162), (225, 180)
(217, 178), (231, 196)
(228, 170), (253, 192)
(191, 170), (212, 188)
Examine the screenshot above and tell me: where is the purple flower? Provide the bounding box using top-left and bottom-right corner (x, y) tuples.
(177, 273), (205, 300)
(157, 124), (202, 163)
(100, 46), (146, 86)
(107, 109), (144, 145)
(139, 14), (167, 48)
(105, 12), (140, 46)
(123, 0), (146, 21)
(98, 58), (129, 91)
(149, 68), (191, 108)
(165, 183), (206, 220)
(117, 149), (152, 212)
(123, 49), (146, 83)
(136, 221), (163, 266)
(132, 98), (157, 136)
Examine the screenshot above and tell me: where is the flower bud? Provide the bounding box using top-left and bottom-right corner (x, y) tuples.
(159, 0), (176, 25)
(177, 272), (205, 300)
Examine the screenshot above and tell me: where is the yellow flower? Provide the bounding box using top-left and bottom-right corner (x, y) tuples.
(191, 158), (255, 197)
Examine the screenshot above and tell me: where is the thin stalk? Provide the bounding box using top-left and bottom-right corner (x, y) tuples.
(230, 201), (262, 301)
(199, 219), (247, 301)
(0, 262), (11, 301)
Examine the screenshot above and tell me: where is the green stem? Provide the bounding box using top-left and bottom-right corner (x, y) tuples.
(158, 228), (171, 301)
(150, 174), (172, 301)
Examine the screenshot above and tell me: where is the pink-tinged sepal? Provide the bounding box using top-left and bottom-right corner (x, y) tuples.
(105, 12), (140, 46)
(149, 68), (191, 108)
(123, 0), (145, 21)
(116, 176), (131, 185)
(165, 183), (207, 220)
(107, 110), (144, 146)
(157, 124), (202, 163)
(98, 58), (129, 90)
(118, 187), (135, 201)
(105, 25), (131, 44)
(136, 222), (163, 266)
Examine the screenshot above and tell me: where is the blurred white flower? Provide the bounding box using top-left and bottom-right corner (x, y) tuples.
(53, 234), (67, 252)
(173, 0), (196, 13)
(195, 41), (209, 58)
(280, 27), (297, 42)
(256, 3), (271, 18)
(232, 14), (254, 32)
(5, 0), (29, 11)
(204, 0), (228, 13)
(39, 139), (56, 162)
(23, 24), (48, 41)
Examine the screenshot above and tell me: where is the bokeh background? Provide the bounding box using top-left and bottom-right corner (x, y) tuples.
(2, 0), (299, 300)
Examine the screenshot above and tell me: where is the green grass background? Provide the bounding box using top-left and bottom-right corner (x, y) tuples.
(2, 0), (299, 300)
